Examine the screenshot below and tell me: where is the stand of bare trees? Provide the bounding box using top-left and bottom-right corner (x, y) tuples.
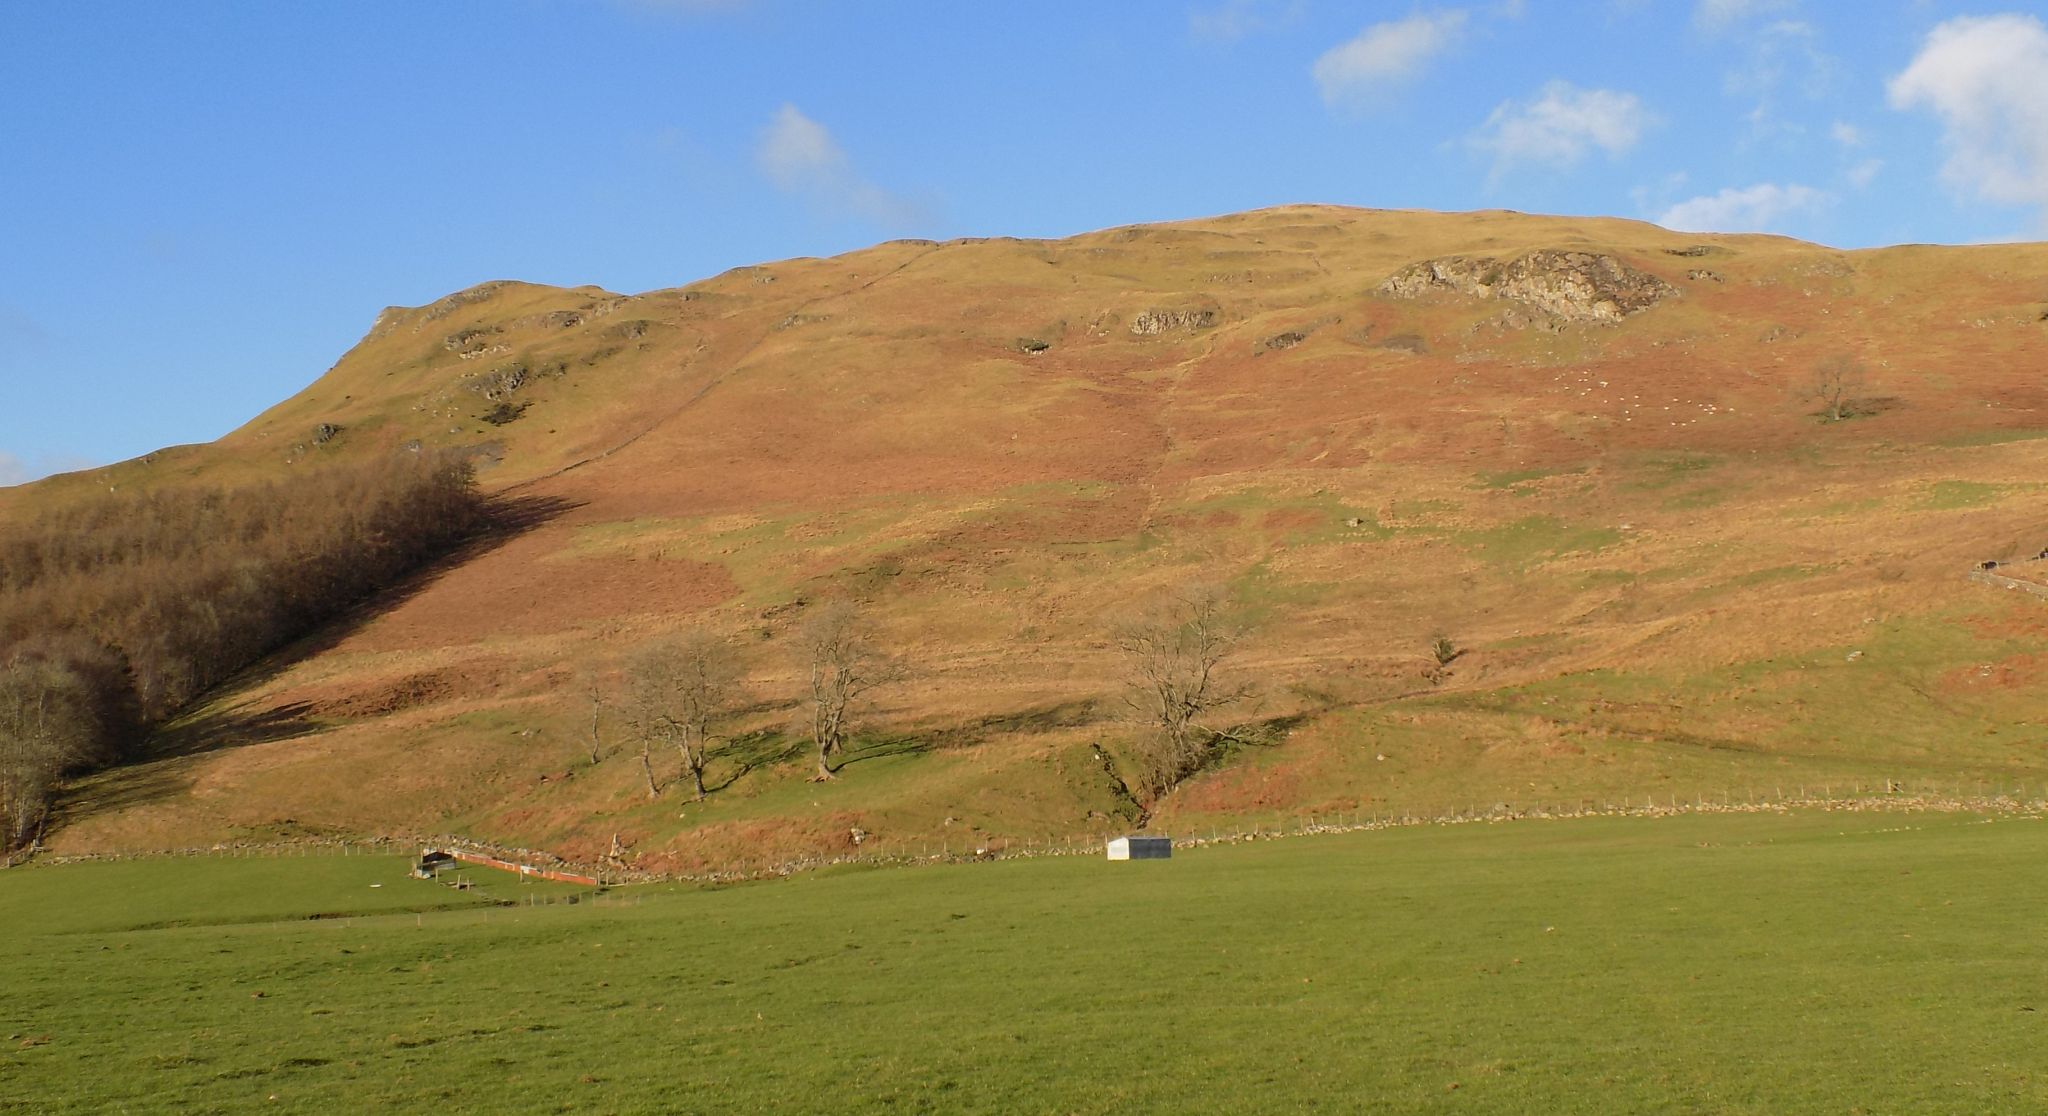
(0, 452), (486, 851)
(1113, 585), (1253, 801)
(0, 640), (137, 851)
(626, 631), (745, 800)
(799, 601), (900, 781)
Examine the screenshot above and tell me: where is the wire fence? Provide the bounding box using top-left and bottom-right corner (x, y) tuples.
(15, 778), (2048, 886)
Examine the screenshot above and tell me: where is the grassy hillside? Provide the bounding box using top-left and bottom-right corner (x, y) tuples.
(5, 810), (2048, 1112)
(9, 205), (2048, 865)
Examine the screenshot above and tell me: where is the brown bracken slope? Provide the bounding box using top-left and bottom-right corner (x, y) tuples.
(15, 205), (2048, 872)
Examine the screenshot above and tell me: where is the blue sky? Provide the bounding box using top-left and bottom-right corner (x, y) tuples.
(4, 1), (2047, 485)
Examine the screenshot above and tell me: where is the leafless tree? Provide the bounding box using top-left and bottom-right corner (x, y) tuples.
(0, 656), (92, 852)
(1806, 354), (1868, 422)
(1112, 584), (1254, 800)
(626, 631), (745, 801)
(581, 675), (610, 767)
(798, 601), (900, 781)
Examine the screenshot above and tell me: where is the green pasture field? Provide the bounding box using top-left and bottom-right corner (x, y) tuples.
(4, 811), (2046, 1113)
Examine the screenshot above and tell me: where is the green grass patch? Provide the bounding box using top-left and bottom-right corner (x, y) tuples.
(1464, 605), (2048, 772)
(1623, 451), (1720, 490)
(0, 854), (561, 935)
(1473, 465), (1586, 490)
(1227, 560), (1336, 625)
(1662, 484), (1733, 511)
(8, 813), (2048, 1111)
(1457, 515), (1622, 568)
(1172, 487), (1392, 544)
(1801, 495), (1884, 520)
(1917, 480), (2014, 511)
(1933, 427), (2048, 448)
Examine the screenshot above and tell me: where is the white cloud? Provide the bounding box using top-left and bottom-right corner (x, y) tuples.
(1189, 0), (1301, 42)
(1847, 159), (1882, 189)
(1312, 11), (1468, 108)
(1888, 13), (2048, 229)
(758, 105), (839, 190)
(0, 450), (94, 488)
(1830, 120), (1862, 147)
(1470, 81), (1652, 175)
(1694, 0), (1792, 33)
(755, 104), (926, 228)
(1722, 19), (1837, 115)
(1657, 182), (1830, 232)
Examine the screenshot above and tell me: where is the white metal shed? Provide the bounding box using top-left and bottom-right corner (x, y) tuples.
(1106, 835), (1172, 860)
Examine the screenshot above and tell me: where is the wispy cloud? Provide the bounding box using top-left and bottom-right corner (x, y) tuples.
(1469, 81), (1653, 177)
(755, 104), (928, 229)
(1312, 11), (1468, 109)
(0, 450), (96, 489)
(1692, 0), (1793, 34)
(1888, 13), (2048, 231)
(614, 0), (753, 12)
(1188, 0), (1302, 43)
(1657, 182), (1830, 232)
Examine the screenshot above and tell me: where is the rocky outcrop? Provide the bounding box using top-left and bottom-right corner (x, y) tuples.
(1129, 307), (1217, 336)
(470, 364), (528, 401)
(1375, 249), (1677, 325)
(443, 325), (501, 356)
(421, 282), (509, 323)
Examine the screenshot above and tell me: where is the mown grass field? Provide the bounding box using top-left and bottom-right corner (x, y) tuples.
(6, 809), (2047, 1113)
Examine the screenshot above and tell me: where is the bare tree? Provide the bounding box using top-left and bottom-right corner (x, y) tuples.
(626, 631), (745, 801)
(1112, 585), (1254, 800)
(633, 734), (661, 800)
(0, 656), (94, 852)
(798, 601), (899, 781)
(1806, 354), (1868, 422)
(581, 676), (610, 767)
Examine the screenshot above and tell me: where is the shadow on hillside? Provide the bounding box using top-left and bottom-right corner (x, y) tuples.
(52, 760), (198, 827)
(718, 698), (1112, 780)
(832, 735), (935, 772)
(149, 700), (325, 760)
(135, 492), (580, 762)
(921, 698), (1102, 750)
(708, 728), (807, 792)
(47, 701), (336, 834)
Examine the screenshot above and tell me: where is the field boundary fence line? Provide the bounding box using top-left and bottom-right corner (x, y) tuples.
(14, 782), (2048, 888)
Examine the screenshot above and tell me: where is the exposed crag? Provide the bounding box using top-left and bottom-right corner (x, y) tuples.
(1375, 248), (1678, 325)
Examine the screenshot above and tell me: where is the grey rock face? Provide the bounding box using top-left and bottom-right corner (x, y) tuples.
(1375, 249), (1677, 325)
(1129, 308), (1217, 336)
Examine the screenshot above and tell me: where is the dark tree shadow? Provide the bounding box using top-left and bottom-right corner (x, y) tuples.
(705, 728), (805, 793)
(149, 700), (325, 760)
(53, 759), (200, 824)
(831, 734), (935, 772)
(919, 698), (1102, 750)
